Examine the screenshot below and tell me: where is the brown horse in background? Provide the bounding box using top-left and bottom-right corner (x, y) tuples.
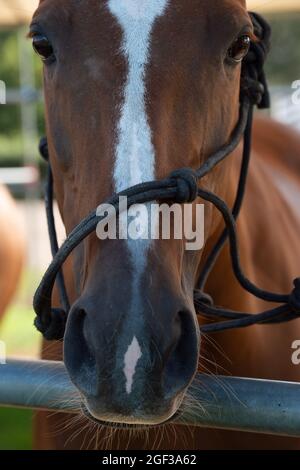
(0, 184), (24, 322)
(31, 0), (300, 449)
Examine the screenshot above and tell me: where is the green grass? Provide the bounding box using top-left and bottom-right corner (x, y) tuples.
(0, 303), (41, 358)
(0, 133), (40, 166)
(0, 408), (32, 450)
(0, 134), (23, 165)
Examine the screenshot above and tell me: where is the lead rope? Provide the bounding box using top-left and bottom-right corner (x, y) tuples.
(34, 12), (300, 340)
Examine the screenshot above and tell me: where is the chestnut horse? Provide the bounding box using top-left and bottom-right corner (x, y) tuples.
(31, 0), (300, 449)
(0, 184), (24, 322)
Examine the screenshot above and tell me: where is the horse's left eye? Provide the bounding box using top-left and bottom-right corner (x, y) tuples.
(227, 35), (251, 63)
(32, 34), (55, 63)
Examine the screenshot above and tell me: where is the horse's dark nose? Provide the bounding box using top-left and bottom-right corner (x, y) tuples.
(63, 300), (200, 425)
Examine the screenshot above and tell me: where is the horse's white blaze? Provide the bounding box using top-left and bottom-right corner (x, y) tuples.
(108, 0), (168, 269)
(123, 336), (142, 394)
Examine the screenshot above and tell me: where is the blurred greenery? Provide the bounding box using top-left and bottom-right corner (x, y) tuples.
(0, 27), (44, 165)
(0, 31), (20, 134)
(265, 13), (300, 84)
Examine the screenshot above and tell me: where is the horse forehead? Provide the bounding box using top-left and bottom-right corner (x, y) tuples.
(105, 0), (245, 17)
(108, 0), (169, 20)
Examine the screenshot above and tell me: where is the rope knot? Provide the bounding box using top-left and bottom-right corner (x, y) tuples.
(34, 308), (67, 341)
(289, 279), (300, 315)
(170, 168), (198, 203)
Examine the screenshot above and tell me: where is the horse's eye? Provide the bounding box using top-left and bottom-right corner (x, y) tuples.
(32, 34), (55, 62)
(227, 35), (251, 63)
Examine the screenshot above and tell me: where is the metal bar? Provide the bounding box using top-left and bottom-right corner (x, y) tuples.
(0, 360), (78, 413)
(0, 359), (300, 437)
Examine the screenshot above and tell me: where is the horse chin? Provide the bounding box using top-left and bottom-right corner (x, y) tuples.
(81, 394), (185, 430)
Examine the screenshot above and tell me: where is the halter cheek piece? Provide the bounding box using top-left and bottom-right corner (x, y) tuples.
(34, 12), (300, 341)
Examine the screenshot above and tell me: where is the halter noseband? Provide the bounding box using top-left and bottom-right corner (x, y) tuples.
(34, 12), (300, 341)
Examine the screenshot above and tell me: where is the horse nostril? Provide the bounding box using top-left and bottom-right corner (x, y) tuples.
(64, 306), (97, 396)
(163, 310), (199, 398)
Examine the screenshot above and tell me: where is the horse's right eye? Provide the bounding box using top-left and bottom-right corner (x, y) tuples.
(32, 34), (55, 63)
(227, 35), (251, 64)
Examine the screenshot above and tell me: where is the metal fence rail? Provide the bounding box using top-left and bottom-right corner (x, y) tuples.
(0, 359), (300, 437)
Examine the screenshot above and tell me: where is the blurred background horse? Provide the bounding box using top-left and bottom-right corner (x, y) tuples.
(0, 183), (24, 322)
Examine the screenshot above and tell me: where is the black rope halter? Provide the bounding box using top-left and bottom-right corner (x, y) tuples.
(34, 12), (300, 341)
